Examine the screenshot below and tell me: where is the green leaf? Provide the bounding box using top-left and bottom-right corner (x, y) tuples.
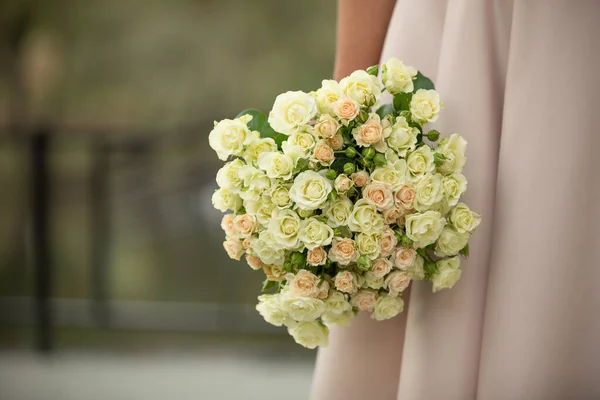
(235, 108), (285, 147)
(413, 71), (435, 91)
(330, 156), (353, 173)
(366, 64), (379, 76)
(393, 92), (412, 112)
(261, 279), (279, 293)
(459, 243), (470, 258)
(424, 260), (438, 278)
(375, 104), (395, 119)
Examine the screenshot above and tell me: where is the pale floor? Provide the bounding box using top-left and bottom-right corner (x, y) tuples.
(0, 350), (314, 400)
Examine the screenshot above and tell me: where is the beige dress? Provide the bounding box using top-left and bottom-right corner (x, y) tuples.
(311, 1), (600, 399)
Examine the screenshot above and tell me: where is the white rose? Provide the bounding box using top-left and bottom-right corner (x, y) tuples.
(307, 247), (328, 266)
(334, 174), (354, 195)
(280, 293), (326, 322)
(328, 238), (359, 266)
(243, 137), (278, 166)
(410, 89), (442, 124)
(362, 182), (394, 211)
(263, 264), (286, 282)
(334, 270), (359, 294)
(437, 134), (467, 175)
(208, 117), (253, 161)
(282, 131), (316, 160)
(432, 256), (462, 292)
(216, 159), (246, 192)
(251, 231), (285, 265)
(405, 211), (446, 248)
(299, 217), (334, 250)
(238, 165), (271, 201)
(384, 270), (411, 296)
(268, 209), (302, 250)
(386, 116), (419, 157)
(324, 290), (352, 315)
(347, 199), (385, 234)
(256, 294), (288, 326)
(372, 294), (404, 321)
(442, 174), (467, 207)
(355, 233), (381, 260)
(322, 310), (354, 327)
(244, 196), (276, 226)
(381, 58), (418, 94)
(405, 255), (425, 280)
(288, 270), (321, 298)
(315, 79), (343, 115)
(289, 170), (332, 211)
(363, 271), (384, 290)
(406, 146), (435, 180)
(379, 227), (398, 257)
(268, 91), (318, 135)
(339, 70), (382, 105)
(223, 239), (244, 260)
(435, 226), (470, 257)
(449, 203), (481, 233)
(350, 289), (378, 312)
(314, 113), (340, 138)
(257, 152), (294, 180)
(270, 184), (292, 209)
(288, 321), (329, 349)
(371, 160), (407, 191)
(323, 196), (353, 227)
(212, 188), (242, 212)
(393, 247), (417, 269)
(413, 173), (444, 211)
(371, 257), (393, 278)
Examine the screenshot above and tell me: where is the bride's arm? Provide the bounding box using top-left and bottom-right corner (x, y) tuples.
(334, 0), (397, 80)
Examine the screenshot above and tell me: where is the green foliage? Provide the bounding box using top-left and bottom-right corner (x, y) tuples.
(413, 71), (435, 91)
(375, 103), (395, 119)
(261, 279), (279, 293)
(459, 243), (470, 258)
(393, 92), (412, 112)
(235, 108), (287, 148)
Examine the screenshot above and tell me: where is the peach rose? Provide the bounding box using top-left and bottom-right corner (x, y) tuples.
(312, 140), (335, 165)
(307, 247), (327, 266)
(382, 206), (404, 225)
(314, 114), (339, 138)
(395, 185), (416, 209)
(354, 118), (382, 146)
(242, 235), (255, 250)
(233, 214), (257, 238)
(393, 247), (417, 269)
(371, 258), (393, 278)
(351, 171), (370, 187)
(333, 96), (360, 122)
(289, 270), (320, 298)
(221, 214), (236, 237)
(245, 254), (265, 270)
(334, 270), (358, 294)
(363, 182), (394, 211)
(328, 237), (359, 266)
(263, 264), (285, 282)
(385, 270), (411, 295)
(379, 227), (398, 257)
(350, 289), (378, 312)
(223, 239), (244, 260)
(317, 280), (330, 300)
(334, 174), (354, 194)
(326, 133), (344, 150)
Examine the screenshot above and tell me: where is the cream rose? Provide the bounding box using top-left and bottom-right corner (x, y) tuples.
(381, 58), (418, 94)
(245, 254), (264, 270)
(442, 174), (467, 208)
(307, 247), (327, 266)
(413, 173), (444, 211)
(212, 189), (242, 212)
(351, 171), (370, 187)
(289, 171), (331, 211)
(314, 113), (340, 138)
(256, 152), (294, 180)
(393, 247), (417, 269)
(311, 140), (335, 166)
(263, 264), (286, 282)
(395, 184), (416, 209)
(315, 79), (343, 115)
(323, 196), (353, 227)
(299, 217), (334, 250)
(221, 214), (236, 237)
(406, 146), (435, 180)
(437, 134), (467, 175)
(282, 131), (316, 160)
(385, 270), (411, 296)
(405, 211), (446, 248)
(281, 293), (326, 322)
(238, 165), (271, 201)
(449, 203), (481, 233)
(328, 237), (359, 266)
(350, 289), (378, 312)
(364, 271), (385, 290)
(243, 137), (278, 166)
(223, 239), (244, 260)
(232, 213), (257, 238)
(386, 116), (419, 157)
(268, 90), (318, 135)
(324, 290), (352, 315)
(208, 116), (253, 160)
(287, 321), (329, 349)
(347, 199), (385, 234)
(435, 226), (470, 257)
(333, 96), (360, 123)
(251, 231), (285, 265)
(334, 174), (354, 195)
(270, 184), (292, 209)
(288, 270), (321, 298)
(370, 160), (407, 191)
(371, 257), (393, 278)
(244, 196), (276, 226)
(216, 159), (245, 192)
(339, 70), (382, 105)
(372, 294), (404, 321)
(256, 294), (287, 326)
(432, 256), (462, 292)
(404, 255), (425, 280)
(268, 209), (302, 250)
(322, 310), (353, 327)
(379, 227), (398, 257)
(410, 89), (442, 124)
(362, 182), (394, 211)
(334, 270), (359, 294)
(355, 233), (381, 260)
(326, 133), (344, 150)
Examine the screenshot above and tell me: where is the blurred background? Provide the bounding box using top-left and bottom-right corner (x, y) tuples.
(0, 1), (337, 398)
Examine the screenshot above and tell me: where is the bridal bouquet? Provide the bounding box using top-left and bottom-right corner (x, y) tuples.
(209, 58), (480, 348)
